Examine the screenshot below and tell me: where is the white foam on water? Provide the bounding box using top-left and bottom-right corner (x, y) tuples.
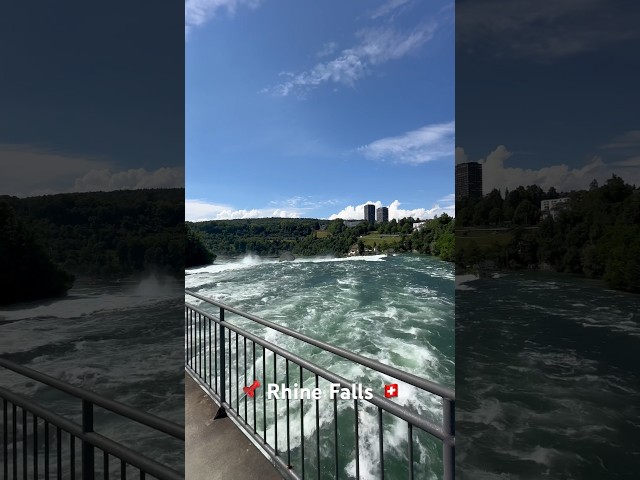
(186, 254), (453, 477)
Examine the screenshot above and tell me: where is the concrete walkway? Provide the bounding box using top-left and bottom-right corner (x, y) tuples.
(185, 373), (284, 480)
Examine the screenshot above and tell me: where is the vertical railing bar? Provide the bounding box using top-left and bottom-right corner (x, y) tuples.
(203, 313), (208, 385)
(252, 341), (257, 434)
(315, 374), (320, 480)
(44, 421), (49, 480)
(286, 358), (291, 468)
(228, 321), (232, 407)
(139, 469), (145, 479)
(12, 403), (16, 480)
(33, 414), (38, 479)
(354, 400), (359, 480)
(70, 434), (75, 480)
(3, 399), (7, 480)
(274, 353), (278, 455)
(56, 427), (61, 480)
(198, 312), (202, 377)
(103, 451), (109, 480)
(300, 365), (305, 480)
(22, 408), (27, 480)
(120, 460), (126, 480)
(82, 400), (95, 480)
(208, 317), (213, 389)
(443, 399), (455, 480)
(408, 423), (413, 480)
(214, 314), (218, 393)
(185, 308), (188, 367)
(244, 336), (248, 422)
(333, 395), (338, 480)
(219, 307), (226, 408)
(184, 307), (187, 366)
(263, 346), (267, 442)
(378, 407), (384, 480)
(236, 332), (239, 412)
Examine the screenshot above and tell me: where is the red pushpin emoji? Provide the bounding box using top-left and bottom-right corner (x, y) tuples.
(240, 380), (261, 400)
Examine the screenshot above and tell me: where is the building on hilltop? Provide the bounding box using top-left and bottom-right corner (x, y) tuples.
(413, 221), (427, 231)
(541, 197), (569, 219)
(376, 206), (389, 223)
(456, 162), (483, 199)
(364, 204), (376, 223)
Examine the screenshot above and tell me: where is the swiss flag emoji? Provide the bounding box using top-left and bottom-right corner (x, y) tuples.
(384, 383), (398, 398)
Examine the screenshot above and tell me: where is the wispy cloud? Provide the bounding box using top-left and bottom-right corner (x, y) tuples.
(269, 196), (341, 211)
(316, 41), (339, 59)
(186, 199), (302, 221)
(185, 0), (262, 37)
(329, 199), (454, 221)
(457, 0), (639, 60)
(461, 144), (640, 194)
(601, 130), (640, 152)
(370, 0), (415, 20)
(266, 24), (436, 97)
(358, 121), (454, 165)
(0, 143), (184, 197)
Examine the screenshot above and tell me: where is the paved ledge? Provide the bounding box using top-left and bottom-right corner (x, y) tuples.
(185, 372), (283, 480)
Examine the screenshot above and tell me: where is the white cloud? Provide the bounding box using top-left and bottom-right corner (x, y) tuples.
(186, 199), (301, 221)
(316, 41), (339, 59)
(0, 144), (184, 197)
(185, 0), (261, 37)
(601, 130), (640, 151)
(358, 121), (454, 165)
(328, 199), (454, 221)
(455, 146), (468, 165)
(0, 144), (109, 197)
(465, 144), (640, 193)
(268, 24), (436, 97)
(73, 167), (184, 192)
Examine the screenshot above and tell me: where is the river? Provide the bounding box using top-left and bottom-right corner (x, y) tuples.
(0, 275), (185, 474)
(186, 253), (455, 480)
(456, 271), (640, 479)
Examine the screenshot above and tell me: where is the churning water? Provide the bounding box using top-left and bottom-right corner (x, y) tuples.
(186, 253), (454, 479)
(456, 272), (640, 480)
(0, 275), (184, 474)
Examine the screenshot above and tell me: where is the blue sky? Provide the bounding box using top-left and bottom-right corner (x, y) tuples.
(186, 0), (454, 221)
(0, 2), (184, 198)
(455, 0), (640, 193)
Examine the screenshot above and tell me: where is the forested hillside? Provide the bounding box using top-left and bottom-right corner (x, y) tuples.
(456, 176), (639, 293)
(189, 214), (455, 261)
(1, 188), (185, 279)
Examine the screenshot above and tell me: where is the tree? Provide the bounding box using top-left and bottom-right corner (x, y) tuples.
(0, 201), (75, 305)
(186, 223), (215, 268)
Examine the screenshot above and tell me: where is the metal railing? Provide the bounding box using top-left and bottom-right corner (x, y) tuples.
(0, 357), (184, 480)
(185, 290), (455, 480)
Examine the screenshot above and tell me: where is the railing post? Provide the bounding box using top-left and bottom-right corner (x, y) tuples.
(82, 399), (95, 480)
(443, 398), (455, 480)
(214, 306), (227, 419)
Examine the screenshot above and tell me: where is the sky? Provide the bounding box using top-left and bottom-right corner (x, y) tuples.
(455, 0), (640, 194)
(0, 2), (184, 198)
(186, 0), (455, 221)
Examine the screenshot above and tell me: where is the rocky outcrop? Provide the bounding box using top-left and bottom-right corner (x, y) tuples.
(279, 251), (295, 262)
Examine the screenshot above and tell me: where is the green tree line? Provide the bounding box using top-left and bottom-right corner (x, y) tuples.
(456, 176), (639, 293)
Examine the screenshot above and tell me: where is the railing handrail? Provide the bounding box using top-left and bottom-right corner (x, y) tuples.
(185, 289), (455, 400)
(186, 301), (453, 445)
(0, 386), (183, 480)
(0, 356), (184, 440)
